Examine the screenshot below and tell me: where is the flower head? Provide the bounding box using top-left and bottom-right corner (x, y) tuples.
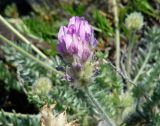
(125, 12), (144, 31)
(57, 16), (96, 63)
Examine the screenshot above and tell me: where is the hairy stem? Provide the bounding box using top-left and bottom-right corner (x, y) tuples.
(127, 42), (134, 77)
(112, 0), (120, 71)
(84, 87), (116, 126)
(0, 15), (53, 64)
(0, 110), (38, 119)
(133, 45), (152, 83)
(0, 35), (64, 76)
(126, 31), (135, 77)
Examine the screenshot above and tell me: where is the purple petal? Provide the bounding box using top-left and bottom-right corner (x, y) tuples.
(82, 48), (91, 62)
(68, 43), (78, 55)
(84, 21), (92, 34)
(93, 38), (97, 47)
(58, 26), (68, 42)
(57, 41), (66, 54)
(64, 34), (73, 49)
(68, 24), (76, 35)
(85, 33), (91, 42)
(90, 34), (97, 47)
(79, 21), (86, 41)
(68, 17), (76, 25)
(75, 17), (81, 32)
(68, 16), (81, 34)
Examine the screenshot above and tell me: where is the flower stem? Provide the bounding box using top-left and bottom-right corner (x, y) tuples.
(112, 0), (120, 71)
(127, 42), (134, 77)
(0, 34), (64, 76)
(84, 87), (116, 126)
(0, 15), (53, 64)
(126, 31), (135, 77)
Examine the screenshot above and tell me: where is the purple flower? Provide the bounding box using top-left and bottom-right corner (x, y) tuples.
(57, 16), (97, 86)
(57, 16), (97, 63)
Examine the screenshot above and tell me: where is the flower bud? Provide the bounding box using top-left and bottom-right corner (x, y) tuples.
(125, 12), (144, 31)
(32, 77), (52, 96)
